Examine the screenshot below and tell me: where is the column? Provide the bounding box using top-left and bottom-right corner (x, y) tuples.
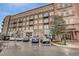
(72, 31), (77, 42)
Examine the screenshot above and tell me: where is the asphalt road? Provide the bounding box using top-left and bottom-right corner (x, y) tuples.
(0, 41), (79, 56)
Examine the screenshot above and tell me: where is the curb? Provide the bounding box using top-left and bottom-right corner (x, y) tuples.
(51, 42), (79, 49)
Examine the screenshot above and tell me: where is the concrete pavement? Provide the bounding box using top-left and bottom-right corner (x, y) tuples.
(0, 41), (79, 56)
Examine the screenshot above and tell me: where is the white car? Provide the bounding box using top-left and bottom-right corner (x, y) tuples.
(41, 36), (50, 44)
(23, 36), (29, 42)
(10, 37), (23, 41)
(10, 37), (16, 41)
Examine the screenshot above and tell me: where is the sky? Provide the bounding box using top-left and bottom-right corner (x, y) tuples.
(0, 3), (48, 32)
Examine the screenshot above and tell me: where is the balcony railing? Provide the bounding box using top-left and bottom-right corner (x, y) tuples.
(29, 19), (34, 21)
(43, 16), (49, 19)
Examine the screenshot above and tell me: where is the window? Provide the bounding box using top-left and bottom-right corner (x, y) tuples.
(26, 27), (28, 30)
(44, 29), (50, 35)
(27, 17), (29, 20)
(26, 22), (29, 25)
(56, 4), (62, 8)
(44, 18), (49, 23)
(64, 17), (76, 24)
(34, 20), (38, 24)
(23, 18), (26, 21)
(30, 21), (33, 25)
(23, 23), (25, 25)
(34, 25), (38, 29)
(34, 15), (38, 19)
(30, 26), (33, 30)
(19, 28), (21, 30)
(57, 11), (62, 16)
(39, 14), (43, 18)
(62, 4), (67, 8)
(63, 10), (68, 16)
(63, 8), (73, 16)
(67, 3), (72, 7)
(44, 12), (49, 17)
(49, 12), (54, 16)
(39, 19), (43, 23)
(68, 9), (73, 15)
(39, 25), (43, 29)
(50, 17), (54, 22)
(22, 27), (25, 30)
(30, 16), (33, 19)
(44, 25), (49, 29)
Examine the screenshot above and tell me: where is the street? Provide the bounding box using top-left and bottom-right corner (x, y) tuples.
(0, 41), (79, 56)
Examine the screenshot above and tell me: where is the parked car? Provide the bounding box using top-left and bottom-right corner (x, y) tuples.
(16, 38), (24, 41)
(2, 35), (10, 41)
(23, 36), (29, 42)
(41, 36), (50, 44)
(10, 37), (16, 41)
(31, 36), (39, 43)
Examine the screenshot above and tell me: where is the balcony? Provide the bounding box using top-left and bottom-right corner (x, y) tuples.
(43, 16), (49, 19)
(18, 21), (23, 23)
(43, 22), (49, 25)
(29, 19), (34, 21)
(13, 22), (17, 24)
(18, 26), (22, 28)
(29, 24), (33, 26)
(12, 26), (16, 28)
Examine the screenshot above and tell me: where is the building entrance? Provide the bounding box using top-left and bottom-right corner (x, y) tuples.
(66, 31), (77, 42)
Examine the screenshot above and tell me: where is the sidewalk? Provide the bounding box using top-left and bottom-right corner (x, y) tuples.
(51, 42), (79, 49)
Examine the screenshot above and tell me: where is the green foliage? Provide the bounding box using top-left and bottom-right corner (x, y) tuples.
(50, 15), (66, 35)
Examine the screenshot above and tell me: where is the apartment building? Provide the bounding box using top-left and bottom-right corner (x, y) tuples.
(2, 3), (79, 41)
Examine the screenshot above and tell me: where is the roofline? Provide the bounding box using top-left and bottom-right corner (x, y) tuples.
(12, 3), (54, 16)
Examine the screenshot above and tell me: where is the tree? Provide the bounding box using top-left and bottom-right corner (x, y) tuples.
(50, 15), (66, 41)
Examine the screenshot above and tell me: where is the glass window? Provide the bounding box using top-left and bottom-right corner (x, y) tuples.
(39, 19), (43, 23)
(64, 17), (76, 24)
(44, 29), (50, 35)
(27, 17), (29, 20)
(44, 18), (49, 23)
(26, 27), (28, 30)
(39, 25), (43, 29)
(23, 18), (26, 21)
(49, 12), (54, 16)
(30, 15), (33, 19)
(68, 9), (73, 15)
(62, 4), (67, 8)
(67, 3), (72, 7)
(44, 25), (49, 29)
(30, 21), (33, 25)
(34, 20), (38, 24)
(26, 22), (29, 25)
(50, 17), (54, 22)
(30, 27), (33, 30)
(34, 15), (38, 19)
(39, 14), (43, 18)
(56, 4), (62, 8)
(22, 27), (25, 30)
(63, 8), (73, 16)
(34, 25), (38, 29)
(23, 23), (25, 25)
(57, 11), (62, 16)
(44, 12), (49, 16)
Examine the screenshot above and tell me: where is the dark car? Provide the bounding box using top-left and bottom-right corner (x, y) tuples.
(3, 35), (10, 41)
(31, 36), (39, 43)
